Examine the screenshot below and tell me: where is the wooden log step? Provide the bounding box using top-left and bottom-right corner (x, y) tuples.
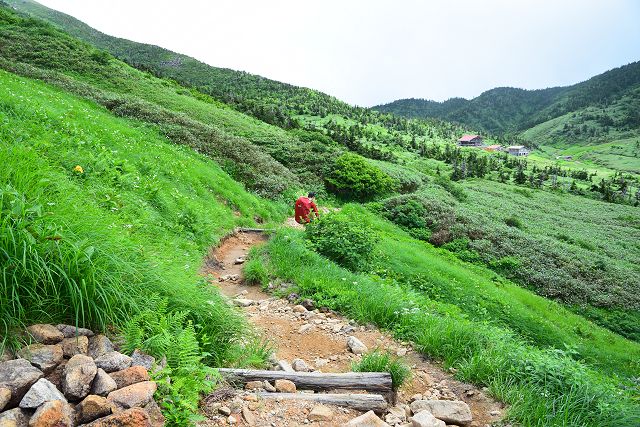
(217, 368), (393, 394)
(256, 392), (388, 413)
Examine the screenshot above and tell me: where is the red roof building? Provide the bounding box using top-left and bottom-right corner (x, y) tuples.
(457, 134), (483, 147)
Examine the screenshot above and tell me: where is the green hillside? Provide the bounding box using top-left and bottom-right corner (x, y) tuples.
(1, 2), (640, 425)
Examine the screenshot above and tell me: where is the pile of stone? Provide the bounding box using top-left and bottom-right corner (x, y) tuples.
(0, 324), (164, 427)
(343, 398), (472, 427)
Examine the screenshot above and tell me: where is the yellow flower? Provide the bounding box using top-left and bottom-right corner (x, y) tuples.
(73, 165), (84, 173)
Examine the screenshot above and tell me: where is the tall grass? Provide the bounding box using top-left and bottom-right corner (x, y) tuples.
(260, 228), (640, 426)
(0, 69), (283, 368)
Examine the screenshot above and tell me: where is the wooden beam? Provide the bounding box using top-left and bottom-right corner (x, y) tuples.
(216, 368), (392, 394)
(256, 392), (388, 413)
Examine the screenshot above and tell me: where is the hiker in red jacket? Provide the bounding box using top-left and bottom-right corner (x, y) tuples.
(295, 192), (319, 224)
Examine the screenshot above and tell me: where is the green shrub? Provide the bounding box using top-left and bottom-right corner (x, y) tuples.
(325, 153), (397, 201)
(243, 249), (269, 286)
(504, 216), (523, 228)
(305, 213), (378, 272)
(351, 350), (411, 391)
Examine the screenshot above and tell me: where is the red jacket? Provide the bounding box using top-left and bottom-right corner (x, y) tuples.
(295, 196), (319, 224)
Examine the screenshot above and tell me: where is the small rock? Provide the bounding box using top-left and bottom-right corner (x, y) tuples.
(107, 381), (157, 411)
(277, 360), (295, 373)
(17, 344), (64, 375)
(410, 410), (445, 427)
(29, 400), (74, 427)
(301, 299), (315, 310)
(397, 348), (408, 357)
(88, 335), (114, 359)
(410, 394), (423, 402)
(234, 257), (245, 265)
(219, 406), (232, 416)
(62, 354), (97, 401)
(91, 368), (117, 397)
(343, 410), (391, 426)
(0, 408), (30, 427)
(56, 324), (94, 338)
(314, 358), (329, 368)
(94, 351), (132, 373)
(274, 379), (296, 393)
(298, 324), (314, 334)
(292, 305), (307, 313)
(0, 387), (11, 412)
(0, 358), (44, 408)
(291, 358), (311, 372)
(245, 381), (263, 390)
(233, 298), (254, 307)
(60, 336), (89, 358)
(241, 407), (256, 426)
(76, 395), (112, 424)
(143, 399), (165, 427)
(243, 394), (258, 402)
(26, 324), (64, 344)
(346, 336), (368, 355)
(263, 381), (276, 392)
(385, 413), (403, 425)
(410, 401), (472, 426)
(18, 378), (66, 409)
(490, 410), (500, 416)
(388, 406), (407, 421)
(308, 405), (333, 422)
(131, 350), (155, 370)
(109, 366), (150, 389)
(85, 407), (151, 427)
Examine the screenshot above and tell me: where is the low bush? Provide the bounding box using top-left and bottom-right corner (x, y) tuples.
(504, 216), (523, 229)
(305, 213), (379, 272)
(351, 350), (411, 391)
(325, 153), (397, 201)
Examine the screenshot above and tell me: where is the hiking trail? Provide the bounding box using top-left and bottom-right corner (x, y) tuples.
(199, 229), (504, 427)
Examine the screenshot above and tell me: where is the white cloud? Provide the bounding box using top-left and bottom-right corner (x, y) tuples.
(37, 0), (640, 106)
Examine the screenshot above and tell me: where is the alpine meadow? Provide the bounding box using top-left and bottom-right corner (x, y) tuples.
(0, 1), (638, 426)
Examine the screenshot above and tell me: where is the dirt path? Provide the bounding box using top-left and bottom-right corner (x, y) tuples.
(199, 230), (504, 427)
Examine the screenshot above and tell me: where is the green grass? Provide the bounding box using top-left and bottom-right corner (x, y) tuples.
(258, 219), (639, 426)
(0, 69), (283, 366)
(351, 350), (411, 391)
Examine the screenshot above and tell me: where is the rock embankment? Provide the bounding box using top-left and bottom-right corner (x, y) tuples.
(0, 324), (164, 427)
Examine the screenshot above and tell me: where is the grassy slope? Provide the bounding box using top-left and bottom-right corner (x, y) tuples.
(0, 68), (283, 362)
(257, 211), (639, 426)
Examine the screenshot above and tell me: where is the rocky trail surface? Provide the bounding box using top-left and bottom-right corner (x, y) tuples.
(199, 230), (505, 427)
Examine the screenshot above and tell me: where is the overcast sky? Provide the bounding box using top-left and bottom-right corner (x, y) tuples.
(37, 0), (640, 107)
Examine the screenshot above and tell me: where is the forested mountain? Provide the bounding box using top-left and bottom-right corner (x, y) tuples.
(375, 61), (640, 138)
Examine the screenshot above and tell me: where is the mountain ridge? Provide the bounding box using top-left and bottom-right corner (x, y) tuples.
(375, 60), (640, 137)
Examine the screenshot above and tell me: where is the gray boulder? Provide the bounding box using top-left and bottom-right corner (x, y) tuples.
(61, 336), (89, 358)
(410, 400), (472, 426)
(91, 368), (117, 397)
(56, 324), (95, 338)
(88, 335), (114, 359)
(62, 354), (97, 401)
(0, 408), (30, 427)
(0, 359), (43, 408)
(94, 351), (132, 373)
(17, 344), (63, 375)
(346, 336), (368, 354)
(130, 350), (155, 370)
(19, 378), (66, 408)
(411, 410), (446, 427)
(26, 324), (64, 344)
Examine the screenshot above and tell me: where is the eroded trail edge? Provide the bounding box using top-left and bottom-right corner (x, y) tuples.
(200, 230), (505, 427)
